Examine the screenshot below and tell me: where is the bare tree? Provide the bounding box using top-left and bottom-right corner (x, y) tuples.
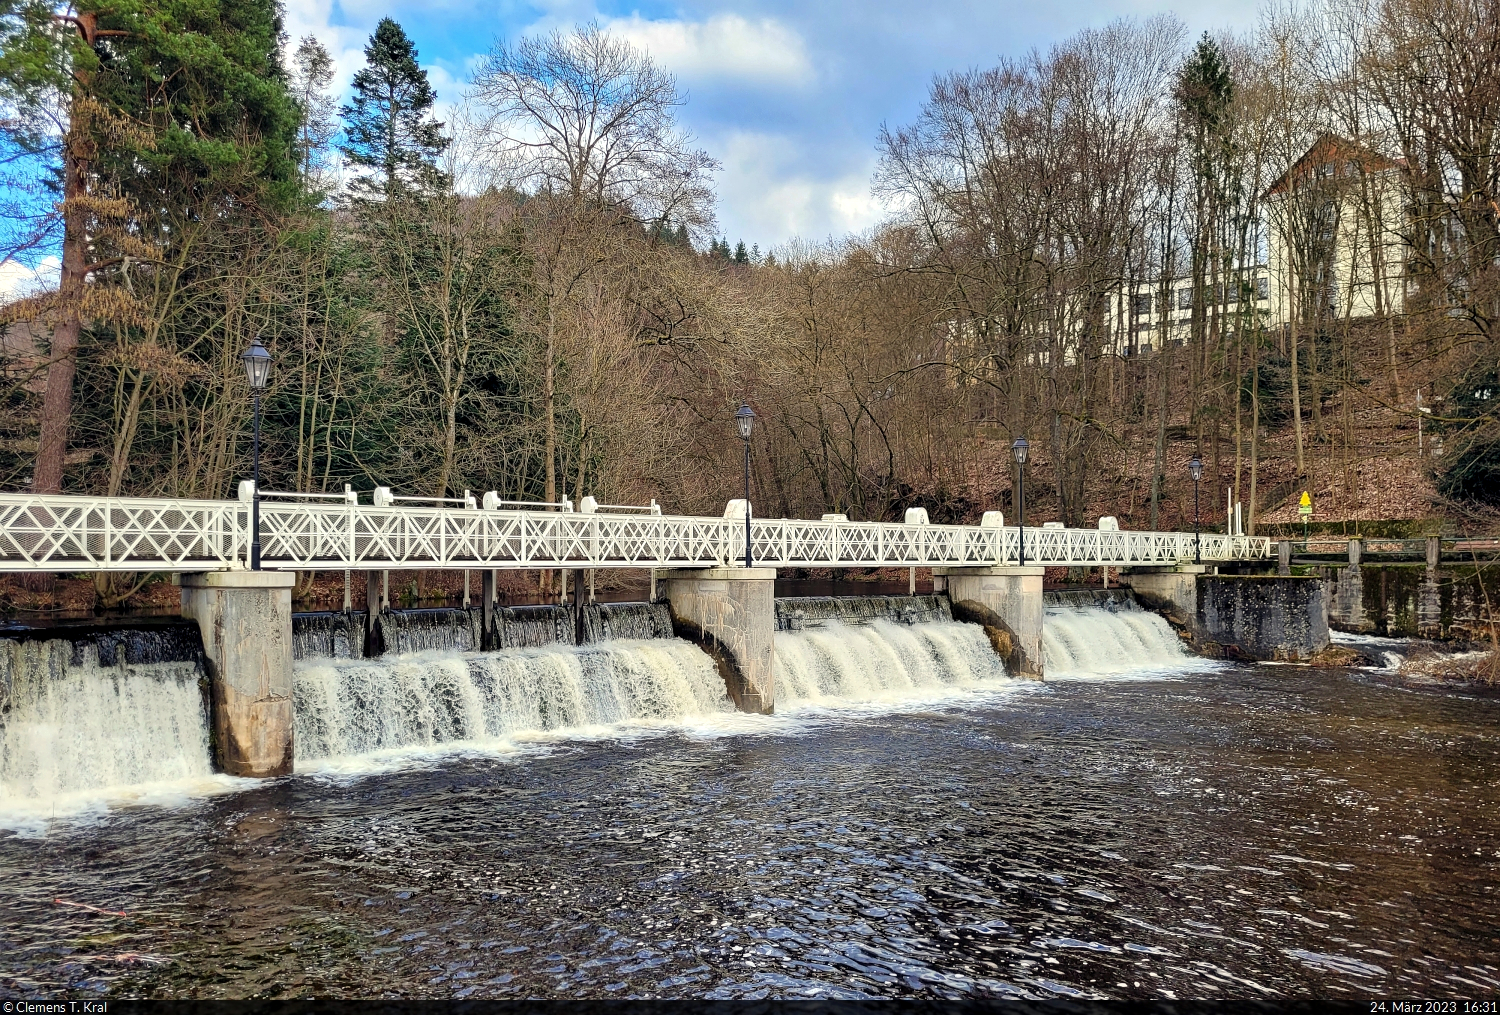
(470, 21), (718, 232)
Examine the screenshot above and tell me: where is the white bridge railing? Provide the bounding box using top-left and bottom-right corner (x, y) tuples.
(0, 492), (1271, 572)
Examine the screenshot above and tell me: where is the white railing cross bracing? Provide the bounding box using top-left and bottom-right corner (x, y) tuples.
(0, 492), (1271, 572)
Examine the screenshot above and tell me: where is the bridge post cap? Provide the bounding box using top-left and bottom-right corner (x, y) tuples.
(1098, 516), (1119, 531)
(373, 486), (394, 508)
(181, 570), (295, 588)
(580, 496), (599, 514)
(821, 512), (848, 522)
(237, 479), (255, 504)
(980, 511), (1004, 527)
(344, 483), (357, 504)
(904, 507), (930, 525)
(482, 491), (500, 510)
(724, 498), (751, 520)
(1042, 521), (1065, 529)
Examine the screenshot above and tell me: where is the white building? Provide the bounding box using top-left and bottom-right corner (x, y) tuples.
(1102, 134), (1409, 356)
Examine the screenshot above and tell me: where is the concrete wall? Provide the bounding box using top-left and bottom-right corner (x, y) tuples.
(660, 567), (776, 713)
(939, 566), (1044, 678)
(1328, 563), (1495, 641)
(180, 571), (295, 777)
(1197, 575), (1329, 661)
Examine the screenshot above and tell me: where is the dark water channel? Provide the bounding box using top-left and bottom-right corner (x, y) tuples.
(2, 665), (1497, 1000)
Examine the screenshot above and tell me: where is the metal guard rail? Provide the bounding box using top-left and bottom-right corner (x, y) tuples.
(0, 492), (1272, 572)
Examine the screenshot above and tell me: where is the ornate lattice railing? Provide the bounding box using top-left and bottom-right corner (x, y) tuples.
(0, 492), (1270, 572)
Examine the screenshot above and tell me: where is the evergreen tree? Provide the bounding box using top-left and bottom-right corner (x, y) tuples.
(733, 240), (748, 264)
(340, 18), (447, 197)
(0, 0), (302, 492)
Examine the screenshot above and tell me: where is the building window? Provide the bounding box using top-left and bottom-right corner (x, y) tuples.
(1132, 293), (1152, 316)
(1178, 287), (1193, 310)
(1256, 275), (1269, 301)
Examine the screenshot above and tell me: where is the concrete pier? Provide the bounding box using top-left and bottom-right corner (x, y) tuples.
(660, 567), (776, 713)
(1127, 565), (1206, 627)
(938, 566), (1045, 678)
(180, 571), (296, 777)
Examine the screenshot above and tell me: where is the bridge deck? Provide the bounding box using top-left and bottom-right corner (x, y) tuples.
(0, 493), (1271, 572)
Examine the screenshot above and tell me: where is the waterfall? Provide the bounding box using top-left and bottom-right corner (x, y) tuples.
(293, 638), (731, 763)
(776, 595), (951, 631)
(1043, 599), (1198, 676)
(774, 619), (1009, 706)
(0, 624), (215, 817)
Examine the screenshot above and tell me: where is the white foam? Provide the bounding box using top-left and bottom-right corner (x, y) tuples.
(1043, 605), (1217, 679)
(293, 638), (734, 766)
(0, 639), (239, 833)
(774, 619), (1014, 709)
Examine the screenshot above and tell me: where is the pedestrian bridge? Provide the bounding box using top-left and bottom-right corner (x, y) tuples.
(0, 489), (1271, 572)
(0, 487), (1273, 779)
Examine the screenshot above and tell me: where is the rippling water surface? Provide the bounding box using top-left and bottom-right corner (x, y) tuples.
(2, 665), (1497, 999)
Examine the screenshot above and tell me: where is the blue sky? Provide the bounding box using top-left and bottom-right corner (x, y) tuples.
(1, 0), (1263, 296)
(294, 0), (1264, 247)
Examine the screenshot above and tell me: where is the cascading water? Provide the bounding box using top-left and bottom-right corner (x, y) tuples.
(1042, 591), (1200, 677)
(775, 619), (1010, 705)
(0, 624), (216, 818)
(293, 638), (731, 764)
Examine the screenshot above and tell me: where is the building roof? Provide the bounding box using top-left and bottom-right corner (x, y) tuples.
(1264, 133), (1402, 197)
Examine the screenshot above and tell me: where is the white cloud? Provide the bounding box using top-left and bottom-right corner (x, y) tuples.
(0, 256), (59, 302)
(601, 14), (813, 86)
(714, 131), (885, 244)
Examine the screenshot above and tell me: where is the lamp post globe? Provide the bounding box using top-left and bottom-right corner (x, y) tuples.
(241, 339), (272, 390)
(1188, 456), (1203, 565)
(1012, 437), (1029, 566)
(736, 404), (755, 568)
(242, 338), (271, 570)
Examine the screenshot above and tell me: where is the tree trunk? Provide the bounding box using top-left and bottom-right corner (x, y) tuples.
(33, 131), (89, 495)
(1288, 268), (1306, 482)
(1149, 356), (1167, 530)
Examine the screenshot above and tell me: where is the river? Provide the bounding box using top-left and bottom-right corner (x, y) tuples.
(0, 604), (1496, 999)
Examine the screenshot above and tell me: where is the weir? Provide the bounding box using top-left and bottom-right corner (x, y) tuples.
(2, 585), (1258, 811)
(0, 490), (1277, 785)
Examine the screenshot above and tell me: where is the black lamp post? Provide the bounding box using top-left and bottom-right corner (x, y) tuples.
(1012, 437), (1029, 566)
(241, 338), (271, 570)
(1189, 456), (1203, 565)
(736, 403), (755, 568)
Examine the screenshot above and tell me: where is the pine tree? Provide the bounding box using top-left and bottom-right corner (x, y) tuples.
(733, 240), (748, 264)
(340, 18), (447, 197)
(291, 35), (338, 191)
(1, 0), (301, 493)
